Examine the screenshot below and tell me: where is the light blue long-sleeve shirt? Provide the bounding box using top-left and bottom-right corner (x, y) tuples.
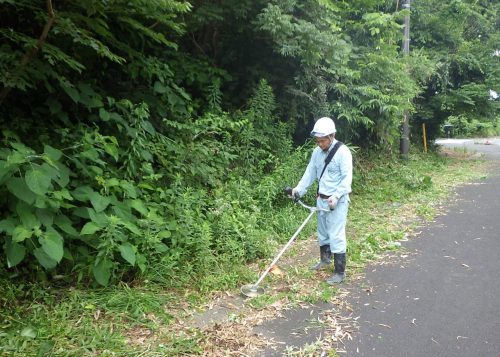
(296, 140), (353, 199)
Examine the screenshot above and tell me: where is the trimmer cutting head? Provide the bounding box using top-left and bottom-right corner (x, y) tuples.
(240, 284), (265, 298)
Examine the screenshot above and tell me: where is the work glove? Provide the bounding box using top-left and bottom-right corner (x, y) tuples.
(327, 196), (338, 210)
(285, 186), (300, 202)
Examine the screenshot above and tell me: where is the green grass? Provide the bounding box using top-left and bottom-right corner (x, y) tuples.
(0, 150), (489, 355)
(0, 282), (181, 356)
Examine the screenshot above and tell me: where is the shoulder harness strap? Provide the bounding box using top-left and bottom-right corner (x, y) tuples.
(317, 141), (343, 193)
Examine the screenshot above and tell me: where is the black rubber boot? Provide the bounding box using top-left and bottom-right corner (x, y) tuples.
(310, 245), (332, 270)
(326, 253), (346, 284)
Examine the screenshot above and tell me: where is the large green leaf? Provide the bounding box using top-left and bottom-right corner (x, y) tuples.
(106, 178), (120, 187)
(119, 180), (137, 198)
(40, 163), (60, 181)
(122, 221), (140, 235)
(112, 200), (134, 222)
(88, 208), (108, 227)
(158, 230), (171, 238)
(16, 201), (39, 229)
(129, 199), (148, 216)
(60, 80), (80, 103)
(102, 137), (119, 161)
(5, 150), (26, 166)
(5, 238), (26, 267)
(54, 162), (70, 188)
(80, 148), (101, 162)
(154, 243), (168, 253)
(25, 168), (52, 195)
(0, 217), (16, 234)
(36, 208), (54, 227)
(40, 228), (64, 263)
(99, 108), (111, 121)
(12, 225), (32, 242)
(141, 120), (156, 135)
(9, 142), (32, 154)
(72, 186), (95, 201)
(93, 259), (112, 286)
(34, 247), (58, 269)
(46, 197), (61, 210)
(54, 215), (78, 236)
(43, 145), (63, 161)
(89, 191), (111, 212)
(136, 253), (147, 273)
(0, 160), (14, 184)
(118, 243), (136, 266)
(34, 196), (47, 209)
(153, 81), (168, 94)
(80, 221), (101, 235)
(6, 177), (36, 204)
(63, 247), (74, 261)
(73, 207), (90, 219)
(52, 188), (73, 202)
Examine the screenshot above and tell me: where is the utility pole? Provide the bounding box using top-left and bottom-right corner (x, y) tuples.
(400, 0), (411, 159)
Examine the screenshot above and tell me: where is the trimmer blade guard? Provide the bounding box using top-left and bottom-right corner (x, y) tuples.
(240, 284), (265, 298)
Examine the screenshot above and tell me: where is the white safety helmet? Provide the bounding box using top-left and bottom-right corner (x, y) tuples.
(310, 117), (336, 137)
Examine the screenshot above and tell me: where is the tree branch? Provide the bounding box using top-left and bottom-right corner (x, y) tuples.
(0, 0), (56, 106)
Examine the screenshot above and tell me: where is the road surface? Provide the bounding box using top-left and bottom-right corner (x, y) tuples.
(343, 138), (500, 356)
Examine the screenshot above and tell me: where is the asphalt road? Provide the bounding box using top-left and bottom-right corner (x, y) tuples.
(343, 138), (500, 357)
(435, 137), (500, 160)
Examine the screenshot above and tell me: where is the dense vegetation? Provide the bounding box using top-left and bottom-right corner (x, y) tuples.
(1, 152), (487, 355)
(0, 0), (498, 288)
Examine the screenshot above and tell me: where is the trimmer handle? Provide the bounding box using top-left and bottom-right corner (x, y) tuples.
(285, 186), (329, 212)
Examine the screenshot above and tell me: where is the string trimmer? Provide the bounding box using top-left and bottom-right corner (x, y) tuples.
(240, 187), (329, 298)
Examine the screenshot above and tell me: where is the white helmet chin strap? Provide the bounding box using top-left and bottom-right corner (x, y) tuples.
(322, 135), (334, 151)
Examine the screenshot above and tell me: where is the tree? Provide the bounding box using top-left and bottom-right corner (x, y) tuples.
(411, 0), (500, 138)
